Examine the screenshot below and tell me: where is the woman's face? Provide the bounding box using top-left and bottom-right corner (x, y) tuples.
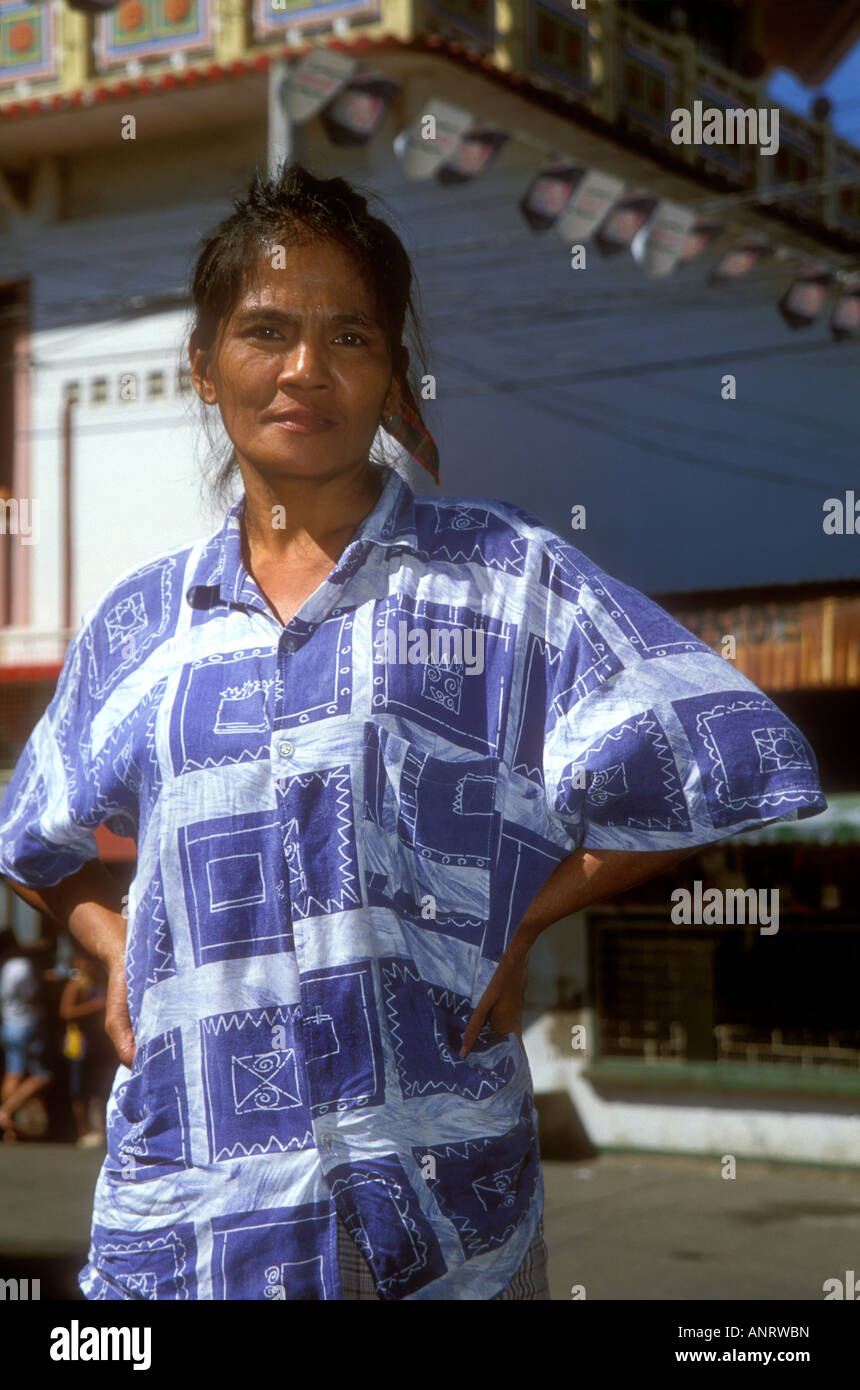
(190, 237), (402, 486)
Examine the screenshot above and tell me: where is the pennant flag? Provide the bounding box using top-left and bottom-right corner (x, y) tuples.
(437, 123), (509, 184)
(394, 100), (474, 181)
(280, 47), (358, 124)
(778, 268), (834, 328)
(595, 193), (658, 257)
(556, 169), (626, 245)
(519, 158), (584, 232)
(830, 280), (860, 340)
(710, 237), (773, 282)
(679, 221), (724, 264)
(632, 199), (697, 278)
(280, 48), (357, 123)
(320, 68), (400, 146)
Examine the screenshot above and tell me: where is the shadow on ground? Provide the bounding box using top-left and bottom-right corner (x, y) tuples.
(535, 1088), (600, 1159)
(0, 1252), (86, 1299)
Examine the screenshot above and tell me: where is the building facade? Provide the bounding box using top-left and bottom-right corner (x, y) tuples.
(1, 0), (858, 1159)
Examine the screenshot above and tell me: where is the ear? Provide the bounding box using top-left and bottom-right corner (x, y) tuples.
(188, 339), (218, 405)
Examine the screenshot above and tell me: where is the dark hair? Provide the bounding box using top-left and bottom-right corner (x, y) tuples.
(187, 160), (432, 509)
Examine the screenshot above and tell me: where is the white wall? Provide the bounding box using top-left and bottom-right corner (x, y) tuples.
(30, 308), (229, 629)
(526, 1013), (860, 1166)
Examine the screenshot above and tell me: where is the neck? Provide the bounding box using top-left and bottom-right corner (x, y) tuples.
(239, 459), (385, 564)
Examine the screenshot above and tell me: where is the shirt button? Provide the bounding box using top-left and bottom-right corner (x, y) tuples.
(282, 636), (296, 652)
(277, 740), (294, 758)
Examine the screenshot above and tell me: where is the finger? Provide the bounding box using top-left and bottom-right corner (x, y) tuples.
(106, 1012), (136, 1068)
(459, 1008), (486, 1059)
(108, 1030), (134, 1069)
(105, 968), (135, 1064)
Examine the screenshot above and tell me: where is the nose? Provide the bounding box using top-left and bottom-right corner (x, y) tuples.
(275, 331), (333, 391)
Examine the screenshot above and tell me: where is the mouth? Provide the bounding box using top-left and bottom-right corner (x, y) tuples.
(267, 409), (337, 435)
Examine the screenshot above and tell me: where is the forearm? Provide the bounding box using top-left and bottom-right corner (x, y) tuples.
(505, 843), (703, 962)
(6, 860), (126, 967)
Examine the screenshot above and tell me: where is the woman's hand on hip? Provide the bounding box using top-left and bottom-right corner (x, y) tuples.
(104, 951), (136, 1069)
(460, 951), (527, 1059)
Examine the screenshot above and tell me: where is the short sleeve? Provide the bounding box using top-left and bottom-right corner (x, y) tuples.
(0, 624), (104, 887)
(539, 541), (828, 854)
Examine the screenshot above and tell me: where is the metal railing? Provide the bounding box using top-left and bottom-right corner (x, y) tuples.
(599, 1021), (860, 1070)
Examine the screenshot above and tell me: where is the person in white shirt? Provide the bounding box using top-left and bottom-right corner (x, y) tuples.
(0, 930), (53, 1141)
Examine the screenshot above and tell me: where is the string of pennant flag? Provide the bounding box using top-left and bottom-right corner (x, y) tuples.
(279, 45), (860, 339)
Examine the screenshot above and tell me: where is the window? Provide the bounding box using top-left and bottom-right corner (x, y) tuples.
(538, 15), (556, 55)
(593, 917), (860, 1073)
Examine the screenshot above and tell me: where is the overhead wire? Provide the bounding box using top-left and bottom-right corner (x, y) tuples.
(431, 333), (860, 395)
(428, 341), (856, 492)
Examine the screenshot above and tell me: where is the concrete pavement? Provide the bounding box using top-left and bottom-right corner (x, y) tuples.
(0, 1144), (856, 1299)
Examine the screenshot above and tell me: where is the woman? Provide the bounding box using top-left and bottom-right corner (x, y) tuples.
(0, 163), (826, 1300)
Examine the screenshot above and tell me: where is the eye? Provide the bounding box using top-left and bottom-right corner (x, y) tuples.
(334, 332), (368, 347)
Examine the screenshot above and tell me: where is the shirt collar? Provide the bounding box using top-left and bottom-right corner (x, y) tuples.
(184, 465), (421, 609)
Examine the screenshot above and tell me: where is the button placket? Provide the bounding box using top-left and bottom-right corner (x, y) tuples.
(273, 729), (295, 793)
(269, 544), (384, 1167)
(273, 626), (302, 789)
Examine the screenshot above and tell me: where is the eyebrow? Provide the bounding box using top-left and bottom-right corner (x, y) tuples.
(233, 308), (380, 329)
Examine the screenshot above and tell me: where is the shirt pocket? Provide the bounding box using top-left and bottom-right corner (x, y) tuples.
(104, 1028), (190, 1184)
(378, 954), (518, 1101)
(363, 722), (498, 926)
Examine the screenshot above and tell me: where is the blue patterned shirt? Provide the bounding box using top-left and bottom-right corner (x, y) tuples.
(0, 465), (826, 1300)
